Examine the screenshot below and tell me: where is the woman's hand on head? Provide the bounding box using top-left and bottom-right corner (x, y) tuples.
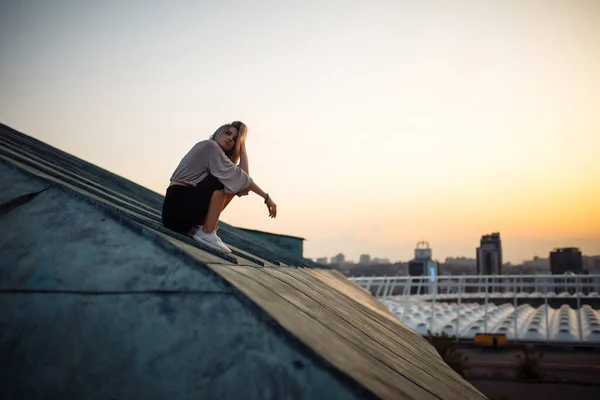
(266, 197), (277, 218)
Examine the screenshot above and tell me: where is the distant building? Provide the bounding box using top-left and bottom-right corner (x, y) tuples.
(408, 241), (439, 294)
(523, 256), (549, 268)
(316, 257), (329, 265)
(476, 233), (503, 275)
(444, 257), (477, 267)
(331, 253), (345, 265)
(372, 258), (390, 265)
(521, 256), (550, 272)
(550, 248), (583, 274)
(359, 254), (371, 265)
(584, 255), (600, 272)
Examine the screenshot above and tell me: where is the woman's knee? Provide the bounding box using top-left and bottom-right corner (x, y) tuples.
(211, 189), (226, 197)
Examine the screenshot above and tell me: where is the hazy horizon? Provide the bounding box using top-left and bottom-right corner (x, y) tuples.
(1, 0), (598, 263)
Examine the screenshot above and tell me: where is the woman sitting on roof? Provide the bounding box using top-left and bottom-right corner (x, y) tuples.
(162, 121), (277, 253)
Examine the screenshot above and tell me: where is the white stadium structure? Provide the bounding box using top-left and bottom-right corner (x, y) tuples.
(349, 274), (600, 344)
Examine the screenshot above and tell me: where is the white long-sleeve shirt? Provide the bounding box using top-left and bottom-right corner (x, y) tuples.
(170, 140), (253, 194)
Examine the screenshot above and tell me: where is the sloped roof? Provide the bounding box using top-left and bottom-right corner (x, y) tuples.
(0, 122), (487, 400)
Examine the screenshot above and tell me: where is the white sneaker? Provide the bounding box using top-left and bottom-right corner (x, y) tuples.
(193, 229), (232, 253)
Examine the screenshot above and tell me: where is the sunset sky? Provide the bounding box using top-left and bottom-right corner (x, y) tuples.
(1, 0), (598, 263)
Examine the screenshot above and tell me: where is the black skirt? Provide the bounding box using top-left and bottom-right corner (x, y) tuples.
(161, 174), (224, 234)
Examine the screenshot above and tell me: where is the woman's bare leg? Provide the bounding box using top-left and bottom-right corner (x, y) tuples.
(222, 193), (235, 210)
(201, 190), (228, 233)
(188, 192), (236, 237)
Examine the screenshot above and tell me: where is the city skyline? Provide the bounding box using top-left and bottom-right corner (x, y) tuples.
(318, 253), (599, 264)
(315, 243), (599, 265)
(1, 1), (598, 263)
(317, 251), (600, 270)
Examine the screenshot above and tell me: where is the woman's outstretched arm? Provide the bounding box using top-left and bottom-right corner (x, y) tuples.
(247, 181), (277, 218)
(234, 143), (276, 218)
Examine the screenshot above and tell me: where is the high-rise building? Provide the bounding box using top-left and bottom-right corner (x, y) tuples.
(550, 248), (583, 274)
(408, 241), (438, 294)
(359, 254), (371, 265)
(476, 233), (502, 275)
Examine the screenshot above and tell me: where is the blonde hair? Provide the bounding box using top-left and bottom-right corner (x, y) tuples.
(210, 121), (247, 164)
